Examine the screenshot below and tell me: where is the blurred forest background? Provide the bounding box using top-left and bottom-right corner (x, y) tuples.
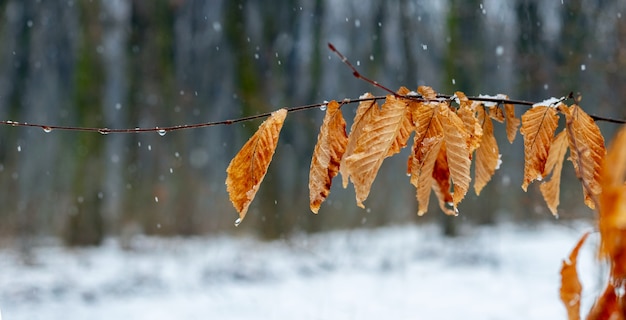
(0, 0), (624, 247)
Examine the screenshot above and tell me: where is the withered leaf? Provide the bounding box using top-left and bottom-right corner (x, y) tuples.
(539, 130), (569, 216)
(344, 94), (412, 208)
(414, 129), (444, 215)
(504, 99), (520, 143)
(309, 101), (348, 213)
(598, 125), (626, 278)
(560, 104), (606, 209)
(474, 107), (500, 195)
(559, 232), (589, 320)
(456, 91), (483, 154)
(586, 283), (625, 320)
(340, 94), (378, 188)
(417, 85), (437, 100)
(432, 142), (456, 215)
(407, 87), (438, 177)
(520, 106), (560, 191)
(488, 104), (505, 123)
(440, 104), (472, 207)
(225, 108), (287, 222)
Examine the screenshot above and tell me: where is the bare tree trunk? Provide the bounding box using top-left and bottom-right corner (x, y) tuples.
(100, 0), (131, 234)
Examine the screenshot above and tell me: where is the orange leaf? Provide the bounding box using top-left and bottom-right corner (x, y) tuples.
(343, 94), (412, 208)
(417, 85), (437, 100)
(586, 283), (626, 320)
(440, 104), (472, 207)
(455, 91), (483, 154)
(432, 142), (456, 215)
(504, 99), (520, 143)
(309, 101), (348, 213)
(413, 86), (438, 132)
(225, 108), (287, 222)
(598, 125), (626, 278)
(520, 106), (560, 191)
(415, 133), (444, 215)
(560, 104), (606, 209)
(488, 104), (505, 122)
(407, 87), (437, 177)
(560, 232), (589, 320)
(539, 130), (569, 216)
(340, 94), (378, 188)
(409, 102), (444, 215)
(587, 282), (626, 320)
(474, 107), (500, 195)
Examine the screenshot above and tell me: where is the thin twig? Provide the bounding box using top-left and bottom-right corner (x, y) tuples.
(0, 93), (623, 134)
(1, 45), (624, 133)
(328, 43), (399, 97)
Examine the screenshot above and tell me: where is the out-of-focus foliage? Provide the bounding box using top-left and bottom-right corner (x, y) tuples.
(560, 124), (626, 319)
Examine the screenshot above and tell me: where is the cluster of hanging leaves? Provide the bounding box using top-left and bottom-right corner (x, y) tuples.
(225, 86), (607, 223)
(224, 83), (626, 318)
(559, 125), (626, 319)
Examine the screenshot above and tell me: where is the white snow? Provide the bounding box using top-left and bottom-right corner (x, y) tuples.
(532, 97), (564, 108)
(496, 45), (504, 56)
(0, 222), (602, 320)
(478, 94), (508, 107)
(495, 153), (503, 170)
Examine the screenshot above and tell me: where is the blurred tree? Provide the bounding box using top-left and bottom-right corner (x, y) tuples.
(65, 0), (104, 246)
(441, 0), (489, 236)
(100, 0), (131, 235)
(555, 0), (589, 95)
(514, 0), (549, 100)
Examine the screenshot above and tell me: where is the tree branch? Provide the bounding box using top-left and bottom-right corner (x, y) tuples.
(0, 93), (623, 134)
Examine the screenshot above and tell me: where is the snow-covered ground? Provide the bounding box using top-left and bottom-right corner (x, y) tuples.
(0, 222), (603, 320)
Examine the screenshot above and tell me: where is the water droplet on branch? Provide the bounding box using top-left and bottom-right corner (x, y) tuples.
(157, 129), (166, 136)
(42, 126), (52, 133)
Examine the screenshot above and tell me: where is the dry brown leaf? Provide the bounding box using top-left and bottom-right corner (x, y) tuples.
(560, 104), (606, 209)
(309, 100), (348, 213)
(340, 94), (378, 188)
(520, 106), (560, 191)
(587, 125), (626, 320)
(406, 89), (442, 215)
(504, 100), (521, 143)
(440, 104), (472, 207)
(539, 130), (569, 216)
(455, 91), (483, 154)
(225, 108), (288, 222)
(344, 94), (412, 208)
(586, 283), (626, 320)
(407, 87), (438, 177)
(560, 232), (589, 320)
(432, 142), (456, 215)
(385, 94), (414, 158)
(488, 104), (505, 123)
(474, 107), (500, 195)
(598, 125), (626, 278)
(415, 131), (444, 215)
(417, 85), (437, 99)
